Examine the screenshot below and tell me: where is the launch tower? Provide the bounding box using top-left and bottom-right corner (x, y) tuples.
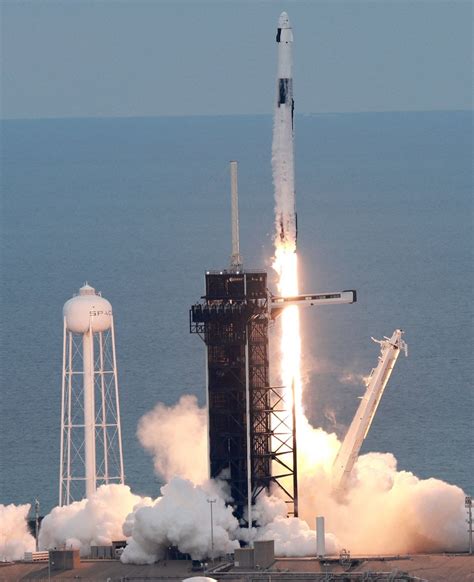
(190, 270), (272, 519)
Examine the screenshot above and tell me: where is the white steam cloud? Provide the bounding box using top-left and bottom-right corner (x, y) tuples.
(0, 503), (35, 561)
(121, 477), (240, 563)
(131, 397), (468, 557)
(38, 484), (145, 556)
(121, 477), (336, 562)
(138, 395), (208, 484)
(251, 494), (340, 557)
(298, 438), (468, 554)
(3, 393), (467, 563)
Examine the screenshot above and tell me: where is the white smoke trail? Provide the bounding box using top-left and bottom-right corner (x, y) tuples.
(0, 503), (35, 561)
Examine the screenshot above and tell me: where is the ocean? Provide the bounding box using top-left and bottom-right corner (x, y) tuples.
(1, 111), (472, 513)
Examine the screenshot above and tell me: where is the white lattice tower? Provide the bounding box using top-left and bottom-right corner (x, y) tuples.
(59, 283), (125, 506)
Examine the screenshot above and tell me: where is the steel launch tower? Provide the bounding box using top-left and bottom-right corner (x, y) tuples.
(59, 284), (124, 505)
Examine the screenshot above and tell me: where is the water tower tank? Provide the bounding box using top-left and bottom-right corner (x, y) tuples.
(63, 284), (112, 333)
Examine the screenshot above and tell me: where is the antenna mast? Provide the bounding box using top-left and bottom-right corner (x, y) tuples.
(230, 161), (243, 270)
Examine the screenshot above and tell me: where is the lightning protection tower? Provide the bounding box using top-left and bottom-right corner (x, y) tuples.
(59, 283), (125, 505)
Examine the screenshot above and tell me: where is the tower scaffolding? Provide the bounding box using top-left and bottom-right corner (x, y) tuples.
(190, 270), (299, 520)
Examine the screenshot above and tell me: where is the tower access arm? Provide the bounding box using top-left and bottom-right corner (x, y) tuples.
(270, 290), (356, 319)
(332, 329), (408, 496)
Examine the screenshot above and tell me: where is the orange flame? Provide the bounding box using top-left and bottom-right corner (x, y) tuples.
(273, 247), (303, 418)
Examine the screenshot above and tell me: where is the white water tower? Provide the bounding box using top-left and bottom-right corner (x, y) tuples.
(59, 283), (125, 505)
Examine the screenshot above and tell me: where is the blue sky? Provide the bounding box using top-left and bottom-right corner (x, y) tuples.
(1, 0), (472, 119)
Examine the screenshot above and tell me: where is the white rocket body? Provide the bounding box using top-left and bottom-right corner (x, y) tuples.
(273, 12), (297, 251)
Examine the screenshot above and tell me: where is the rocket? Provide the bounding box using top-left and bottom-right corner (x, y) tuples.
(273, 11), (297, 251)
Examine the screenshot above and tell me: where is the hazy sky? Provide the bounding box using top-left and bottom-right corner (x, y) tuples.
(1, 0), (472, 119)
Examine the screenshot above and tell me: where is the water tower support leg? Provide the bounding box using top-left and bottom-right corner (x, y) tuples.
(83, 326), (96, 498)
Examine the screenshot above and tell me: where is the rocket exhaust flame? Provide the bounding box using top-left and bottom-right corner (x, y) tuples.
(272, 248), (302, 417)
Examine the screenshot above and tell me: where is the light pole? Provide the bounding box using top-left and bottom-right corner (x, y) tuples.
(466, 495), (473, 555)
(207, 498), (216, 560)
(48, 554), (54, 581)
(34, 498), (40, 552)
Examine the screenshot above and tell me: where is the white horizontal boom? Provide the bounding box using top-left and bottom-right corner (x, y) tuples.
(270, 290), (356, 317)
(332, 329), (407, 496)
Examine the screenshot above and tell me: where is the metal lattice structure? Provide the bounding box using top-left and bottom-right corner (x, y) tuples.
(190, 271), (298, 521)
(60, 285), (125, 506)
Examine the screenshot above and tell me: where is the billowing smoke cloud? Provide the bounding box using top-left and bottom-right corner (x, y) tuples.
(250, 493), (340, 557)
(38, 484), (145, 556)
(130, 394), (468, 558)
(291, 419), (468, 555)
(3, 392), (464, 563)
(121, 476), (338, 561)
(137, 395), (208, 484)
(0, 503), (35, 561)
(259, 516), (338, 557)
(298, 446), (467, 554)
(121, 477), (240, 563)
(123, 400), (343, 561)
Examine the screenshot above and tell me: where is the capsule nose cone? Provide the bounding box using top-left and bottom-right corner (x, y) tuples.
(278, 11), (291, 28)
